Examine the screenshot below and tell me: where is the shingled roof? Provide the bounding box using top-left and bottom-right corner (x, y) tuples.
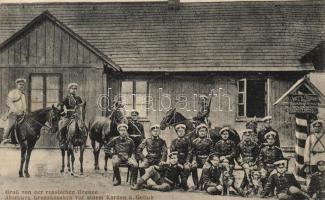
(0, 1), (324, 72)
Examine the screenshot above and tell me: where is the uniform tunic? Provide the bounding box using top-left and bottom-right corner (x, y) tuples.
(258, 145), (284, 171)
(127, 120), (145, 148)
(7, 89), (26, 113)
(236, 140), (259, 165)
(201, 165), (223, 189)
(257, 127), (280, 147)
(170, 137), (192, 165)
(192, 137), (213, 167)
(137, 137), (168, 165)
(308, 172), (325, 198)
(304, 133), (325, 166)
(262, 172), (301, 196)
(107, 136), (135, 160)
(213, 139), (236, 164)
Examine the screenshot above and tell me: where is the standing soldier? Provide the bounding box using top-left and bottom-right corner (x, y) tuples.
(308, 160), (325, 199)
(261, 160), (310, 199)
(191, 123), (214, 189)
(236, 129), (259, 190)
(170, 124), (192, 190)
(2, 78), (27, 144)
(137, 124), (168, 176)
(107, 123), (138, 186)
(258, 131), (284, 188)
(127, 109), (145, 150)
(304, 120), (325, 174)
(257, 116), (280, 147)
(213, 127), (236, 173)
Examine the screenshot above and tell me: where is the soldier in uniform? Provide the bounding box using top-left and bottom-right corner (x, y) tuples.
(258, 131), (284, 188)
(304, 120), (325, 174)
(201, 153), (224, 195)
(213, 127), (236, 173)
(2, 78), (27, 144)
(131, 152), (186, 191)
(170, 124), (192, 190)
(257, 116), (280, 147)
(262, 160), (310, 199)
(191, 123), (214, 189)
(308, 160), (325, 199)
(137, 124), (168, 176)
(58, 83), (86, 142)
(107, 123), (138, 186)
(236, 129), (259, 190)
(127, 110), (145, 149)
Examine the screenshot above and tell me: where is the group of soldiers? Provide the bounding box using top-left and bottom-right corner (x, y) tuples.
(1, 79), (325, 199)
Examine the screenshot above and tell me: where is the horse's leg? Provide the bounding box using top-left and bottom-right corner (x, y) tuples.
(60, 149), (65, 173)
(79, 145), (84, 175)
(70, 149), (75, 175)
(67, 149), (71, 172)
(24, 144), (34, 178)
(19, 141), (27, 177)
(91, 139), (99, 170)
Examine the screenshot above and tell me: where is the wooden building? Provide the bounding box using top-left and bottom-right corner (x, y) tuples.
(0, 0), (324, 148)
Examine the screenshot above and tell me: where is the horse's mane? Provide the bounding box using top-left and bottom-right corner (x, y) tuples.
(28, 107), (52, 117)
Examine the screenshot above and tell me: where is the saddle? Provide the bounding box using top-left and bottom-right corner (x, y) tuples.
(7, 113), (26, 144)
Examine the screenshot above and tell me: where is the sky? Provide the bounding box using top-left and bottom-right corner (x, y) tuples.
(0, 0), (303, 3)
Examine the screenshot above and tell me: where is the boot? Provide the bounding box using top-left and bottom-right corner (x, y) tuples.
(113, 167), (121, 186)
(131, 168), (138, 185)
(130, 178), (145, 190)
(192, 170), (199, 190)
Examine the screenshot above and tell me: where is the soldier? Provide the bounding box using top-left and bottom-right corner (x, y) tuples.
(261, 160), (310, 199)
(107, 123), (138, 186)
(308, 160), (325, 199)
(191, 123), (214, 189)
(131, 152), (186, 191)
(137, 124), (168, 176)
(236, 129), (259, 190)
(304, 120), (325, 174)
(258, 131), (284, 188)
(58, 83), (86, 142)
(1, 78), (27, 144)
(213, 127), (236, 173)
(170, 124), (192, 190)
(201, 153), (224, 195)
(257, 116), (280, 147)
(127, 110), (145, 149)
(193, 95), (211, 127)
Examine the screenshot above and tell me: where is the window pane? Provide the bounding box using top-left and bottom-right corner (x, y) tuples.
(136, 94), (147, 105)
(246, 80), (266, 118)
(124, 104), (133, 116)
(238, 105), (244, 117)
(46, 89), (59, 103)
(121, 81), (133, 94)
(31, 76), (43, 90)
(31, 89), (43, 103)
(46, 76), (60, 89)
(238, 80), (245, 92)
(31, 102), (43, 111)
(135, 104), (147, 117)
(238, 93), (244, 104)
(136, 81), (147, 94)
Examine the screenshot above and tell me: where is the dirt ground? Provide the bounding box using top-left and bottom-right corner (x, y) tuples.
(0, 147), (280, 200)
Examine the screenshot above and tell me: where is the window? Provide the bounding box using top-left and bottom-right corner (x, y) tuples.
(30, 74), (62, 111)
(237, 78), (267, 118)
(121, 80), (148, 117)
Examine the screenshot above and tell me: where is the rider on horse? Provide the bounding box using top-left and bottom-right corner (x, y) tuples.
(1, 78), (27, 144)
(58, 83), (86, 143)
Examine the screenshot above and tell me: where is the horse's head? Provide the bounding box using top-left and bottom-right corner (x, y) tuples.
(48, 104), (62, 134)
(160, 108), (177, 130)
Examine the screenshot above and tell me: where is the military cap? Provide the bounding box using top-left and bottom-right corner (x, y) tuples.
(274, 159), (287, 167)
(169, 151), (178, 158)
(262, 116), (272, 122)
(241, 129), (253, 135)
(117, 123), (128, 130)
(68, 82), (79, 89)
(175, 124), (186, 131)
(15, 78), (26, 84)
(311, 119), (324, 127)
(317, 160), (325, 166)
(264, 131), (276, 139)
(130, 109), (139, 115)
(196, 123), (208, 131)
(208, 152), (220, 160)
(199, 95), (209, 100)
(150, 124), (160, 131)
(219, 127), (230, 135)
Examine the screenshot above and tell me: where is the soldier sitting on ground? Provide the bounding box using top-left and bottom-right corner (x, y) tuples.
(308, 160), (325, 199)
(201, 153), (224, 195)
(131, 152), (187, 191)
(137, 124), (168, 176)
(170, 124), (192, 191)
(191, 123), (214, 189)
(261, 160), (311, 200)
(106, 123), (138, 186)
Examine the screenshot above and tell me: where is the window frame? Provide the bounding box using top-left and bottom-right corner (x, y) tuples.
(120, 79), (149, 119)
(28, 73), (63, 112)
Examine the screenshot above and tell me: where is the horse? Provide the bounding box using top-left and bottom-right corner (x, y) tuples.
(58, 103), (88, 175)
(11, 105), (61, 177)
(88, 108), (128, 172)
(160, 108), (240, 145)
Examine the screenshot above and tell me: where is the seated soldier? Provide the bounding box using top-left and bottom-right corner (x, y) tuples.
(170, 124), (192, 190)
(201, 153), (224, 195)
(191, 123), (214, 189)
(131, 152), (186, 191)
(258, 131), (284, 189)
(236, 129), (259, 190)
(261, 160), (310, 199)
(107, 123), (138, 186)
(137, 124), (168, 176)
(308, 160), (325, 199)
(213, 127), (236, 173)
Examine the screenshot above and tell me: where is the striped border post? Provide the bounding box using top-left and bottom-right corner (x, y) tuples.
(295, 113), (309, 179)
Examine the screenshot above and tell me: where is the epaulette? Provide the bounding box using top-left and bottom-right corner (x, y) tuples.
(193, 138), (200, 143)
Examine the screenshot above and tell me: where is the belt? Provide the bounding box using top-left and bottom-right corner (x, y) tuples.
(198, 155), (208, 158)
(164, 178), (174, 185)
(266, 164), (274, 167)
